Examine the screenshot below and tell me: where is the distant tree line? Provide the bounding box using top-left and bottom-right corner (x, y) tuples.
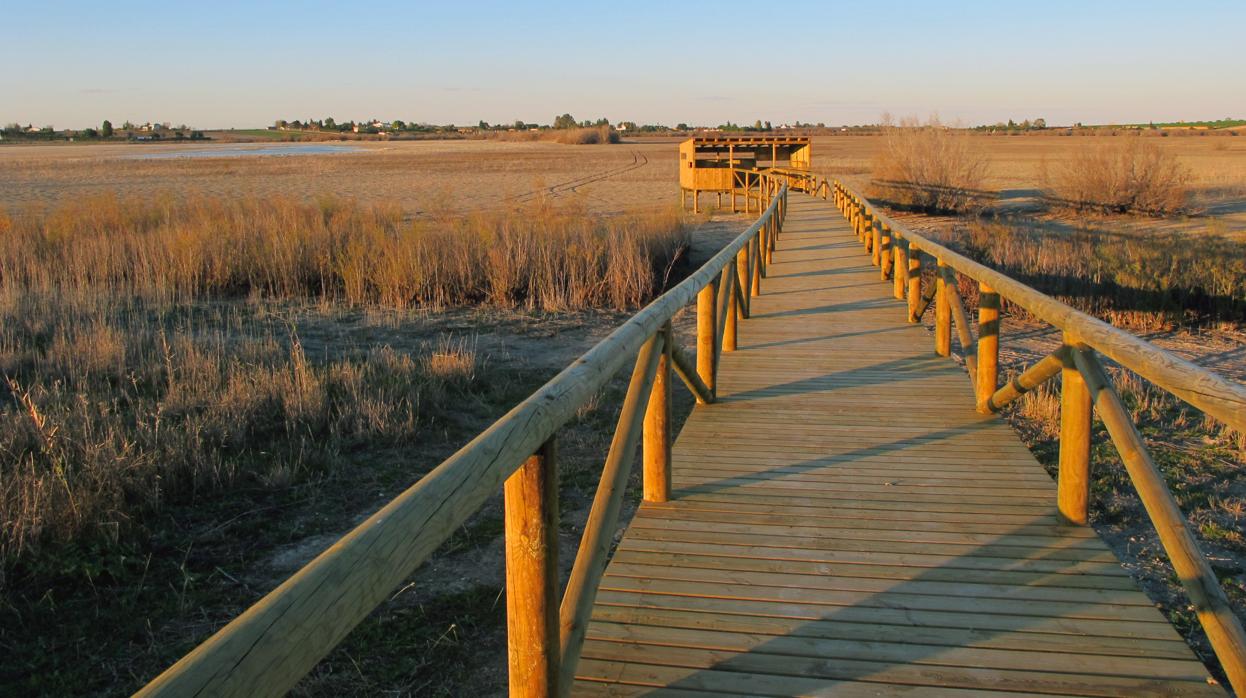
(972, 118), (1048, 132)
(1, 119), (204, 141)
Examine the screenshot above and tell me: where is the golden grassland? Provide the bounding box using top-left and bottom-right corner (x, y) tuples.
(0, 192), (686, 562)
(0, 139), (676, 215)
(0, 187), (689, 694)
(1, 134), (1244, 694)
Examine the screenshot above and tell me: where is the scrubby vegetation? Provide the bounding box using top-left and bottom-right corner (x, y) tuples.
(0, 192), (689, 695)
(870, 120), (988, 213)
(1043, 137), (1192, 214)
(0, 193), (684, 311)
(489, 124), (620, 145)
(0, 192), (686, 568)
(931, 218), (1246, 329)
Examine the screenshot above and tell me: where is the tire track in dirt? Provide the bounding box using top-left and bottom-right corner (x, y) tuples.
(505, 150), (649, 204)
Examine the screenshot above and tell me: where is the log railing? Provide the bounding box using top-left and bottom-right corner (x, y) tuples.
(134, 177), (789, 698)
(828, 179), (1246, 695)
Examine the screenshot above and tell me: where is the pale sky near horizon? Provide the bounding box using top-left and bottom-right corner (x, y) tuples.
(4, 0), (1244, 130)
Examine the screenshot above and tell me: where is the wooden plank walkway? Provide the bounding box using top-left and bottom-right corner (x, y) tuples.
(573, 195), (1223, 696)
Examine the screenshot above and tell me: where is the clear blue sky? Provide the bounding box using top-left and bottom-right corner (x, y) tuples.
(4, 0), (1243, 130)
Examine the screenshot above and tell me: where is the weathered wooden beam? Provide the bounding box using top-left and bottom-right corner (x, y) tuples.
(696, 280), (717, 399)
(722, 264), (738, 352)
(643, 323), (673, 503)
(504, 438), (559, 698)
(736, 246), (750, 318)
(907, 242), (923, 322)
(871, 221), (882, 267)
(670, 342), (713, 405)
(1074, 348), (1246, 695)
(977, 347), (1068, 414)
(880, 223), (893, 281)
(1060, 338), (1093, 526)
(893, 237), (908, 300)
(559, 333), (665, 695)
(977, 282), (1001, 407)
(837, 182), (1246, 432)
(940, 266), (977, 388)
(935, 259), (951, 357)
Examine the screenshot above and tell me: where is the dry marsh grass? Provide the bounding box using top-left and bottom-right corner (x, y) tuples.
(491, 124), (620, 145)
(0, 192), (687, 310)
(0, 293), (488, 565)
(0, 192), (687, 569)
(936, 218), (1246, 329)
(1043, 137), (1193, 214)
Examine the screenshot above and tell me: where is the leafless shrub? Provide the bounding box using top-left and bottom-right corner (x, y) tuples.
(871, 117), (988, 213)
(1043, 137), (1192, 214)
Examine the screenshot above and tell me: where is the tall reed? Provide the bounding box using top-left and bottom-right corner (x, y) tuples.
(0, 193), (687, 568)
(0, 193), (687, 311)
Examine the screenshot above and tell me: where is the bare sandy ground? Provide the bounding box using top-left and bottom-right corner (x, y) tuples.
(0, 139), (683, 216)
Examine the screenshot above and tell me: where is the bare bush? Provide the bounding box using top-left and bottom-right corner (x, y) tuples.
(1044, 137), (1192, 214)
(871, 118), (988, 213)
(489, 124), (620, 145)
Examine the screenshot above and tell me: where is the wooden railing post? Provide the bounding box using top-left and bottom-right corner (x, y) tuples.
(559, 335), (664, 695)
(1058, 335), (1092, 526)
(871, 220), (882, 267)
(723, 263), (738, 352)
(935, 258), (951, 356)
(504, 437), (559, 698)
(765, 217), (774, 264)
(736, 245), (750, 317)
(750, 234), (762, 296)
(907, 243), (922, 323)
(1073, 349), (1246, 694)
(880, 224), (893, 280)
(643, 323), (672, 503)
(893, 237), (908, 300)
(977, 283), (1000, 409)
(697, 281), (717, 400)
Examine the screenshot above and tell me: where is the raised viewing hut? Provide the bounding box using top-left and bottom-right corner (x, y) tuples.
(678, 135), (814, 212)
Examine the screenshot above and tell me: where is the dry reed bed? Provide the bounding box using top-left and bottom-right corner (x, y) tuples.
(932, 219), (1246, 329)
(0, 194), (687, 569)
(0, 193), (686, 310)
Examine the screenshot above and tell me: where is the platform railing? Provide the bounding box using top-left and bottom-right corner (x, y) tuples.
(133, 180), (790, 698)
(827, 179), (1246, 695)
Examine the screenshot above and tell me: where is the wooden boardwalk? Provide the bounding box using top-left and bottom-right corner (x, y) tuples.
(574, 195), (1223, 696)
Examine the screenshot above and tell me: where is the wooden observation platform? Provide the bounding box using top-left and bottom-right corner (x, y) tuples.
(137, 168), (1246, 698)
(679, 135), (815, 213)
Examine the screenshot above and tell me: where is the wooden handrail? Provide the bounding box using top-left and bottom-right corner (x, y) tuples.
(826, 179), (1246, 695)
(670, 342), (713, 405)
(1074, 348), (1246, 693)
(136, 178), (788, 698)
(558, 332), (664, 695)
(978, 347), (1069, 413)
(835, 182), (1246, 432)
(940, 265), (978, 390)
